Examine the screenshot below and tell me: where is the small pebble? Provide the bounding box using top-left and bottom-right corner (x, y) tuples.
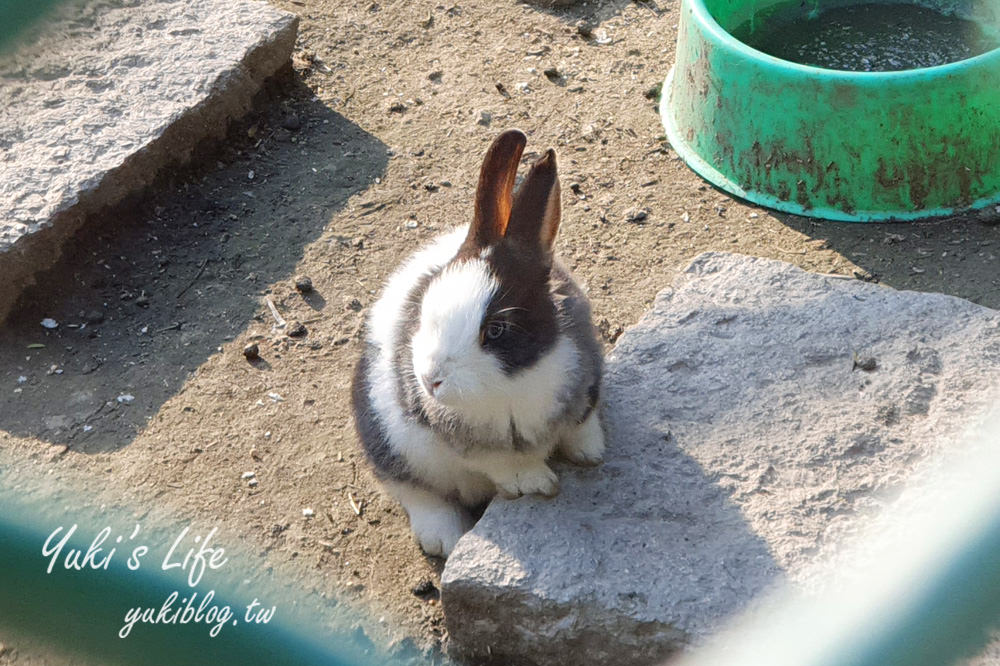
(241, 471), (256, 479)
(248, 478), (259, 488)
(243, 343), (260, 360)
(855, 356), (878, 372)
(476, 109), (492, 127)
(387, 100), (407, 113)
(281, 113), (302, 131)
(626, 208), (649, 224)
(287, 321), (308, 337)
(302, 508), (315, 518)
(84, 310), (105, 324)
(135, 294), (150, 307)
(412, 580), (439, 598)
(41, 318), (58, 329)
(294, 275), (314, 293)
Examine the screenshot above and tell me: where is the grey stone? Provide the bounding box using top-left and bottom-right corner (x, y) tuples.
(0, 0), (298, 322)
(441, 252), (1000, 666)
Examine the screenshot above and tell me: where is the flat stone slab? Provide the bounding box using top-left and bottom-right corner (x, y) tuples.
(441, 252), (1000, 666)
(0, 0), (297, 321)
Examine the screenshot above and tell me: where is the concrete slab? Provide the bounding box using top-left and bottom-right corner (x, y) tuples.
(0, 0), (297, 322)
(441, 252), (1000, 666)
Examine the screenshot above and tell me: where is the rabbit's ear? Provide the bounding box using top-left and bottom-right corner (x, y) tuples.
(465, 130), (527, 250)
(506, 148), (560, 253)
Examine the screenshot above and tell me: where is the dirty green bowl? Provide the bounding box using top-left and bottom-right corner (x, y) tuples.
(661, 0), (1000, 221)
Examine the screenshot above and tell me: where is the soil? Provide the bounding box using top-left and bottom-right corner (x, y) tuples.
(1, 0), (999, 663)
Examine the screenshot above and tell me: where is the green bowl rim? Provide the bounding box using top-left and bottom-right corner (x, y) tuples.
(660, 68), (1000, 222)
(688, 0), (1000, 79)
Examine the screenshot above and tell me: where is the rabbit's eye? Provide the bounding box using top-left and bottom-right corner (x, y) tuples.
(484, 321), (507, 341)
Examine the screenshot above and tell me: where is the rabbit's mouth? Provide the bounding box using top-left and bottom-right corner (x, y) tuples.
(417, 372), (476, 408)
(419, 373), (444, 398)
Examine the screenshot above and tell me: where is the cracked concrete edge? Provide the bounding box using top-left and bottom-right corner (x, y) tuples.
(0, 10), (299, 324)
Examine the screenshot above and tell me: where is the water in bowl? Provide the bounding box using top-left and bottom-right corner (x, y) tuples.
(732, 3), (1000, 71)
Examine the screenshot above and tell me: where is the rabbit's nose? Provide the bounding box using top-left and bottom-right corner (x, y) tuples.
(420, 374), (443, 396)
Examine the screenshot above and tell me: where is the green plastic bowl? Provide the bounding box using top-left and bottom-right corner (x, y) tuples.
(661, 0), (1000, 221)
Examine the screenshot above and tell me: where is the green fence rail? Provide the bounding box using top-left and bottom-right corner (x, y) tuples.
(678, 412), (1000, 666)
(0, 0), (67, 52)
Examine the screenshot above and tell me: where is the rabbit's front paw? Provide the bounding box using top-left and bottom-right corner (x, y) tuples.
(495, 463), (559, 499)
(559, 411), (605, 466)
(409, 505), (467, 558)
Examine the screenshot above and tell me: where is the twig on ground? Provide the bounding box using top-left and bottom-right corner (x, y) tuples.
(265, 297), (286, 328)
(348, 492), (364, 517)
(175, 259), (209, 298)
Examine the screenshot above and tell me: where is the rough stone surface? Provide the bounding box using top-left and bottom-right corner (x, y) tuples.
(442, 252), (1000, 666)
(0, 0), (298, 322)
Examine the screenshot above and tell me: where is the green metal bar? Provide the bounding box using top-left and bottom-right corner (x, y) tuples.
(0, 507), (378, 665)
(679, 414), (1000, 666)
(0, 453), (413, 665)
(0, 0), (69, 52)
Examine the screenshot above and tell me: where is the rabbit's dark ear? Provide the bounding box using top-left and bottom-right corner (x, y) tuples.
(506, 148), (560, 252)
(465, 130), (527, 250)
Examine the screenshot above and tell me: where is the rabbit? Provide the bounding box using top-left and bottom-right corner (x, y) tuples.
(351, 129), (604, 558)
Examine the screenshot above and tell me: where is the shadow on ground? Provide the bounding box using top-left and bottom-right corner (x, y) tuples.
(528, 0), (668, 27)
(776, 212), (1000, 309)
(0, 72), (387, 452)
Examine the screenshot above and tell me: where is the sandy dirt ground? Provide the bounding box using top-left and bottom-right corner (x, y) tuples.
(1, 0), (999, 663)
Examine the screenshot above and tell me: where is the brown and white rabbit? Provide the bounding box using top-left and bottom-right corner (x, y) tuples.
(351, 129), (604, 557)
